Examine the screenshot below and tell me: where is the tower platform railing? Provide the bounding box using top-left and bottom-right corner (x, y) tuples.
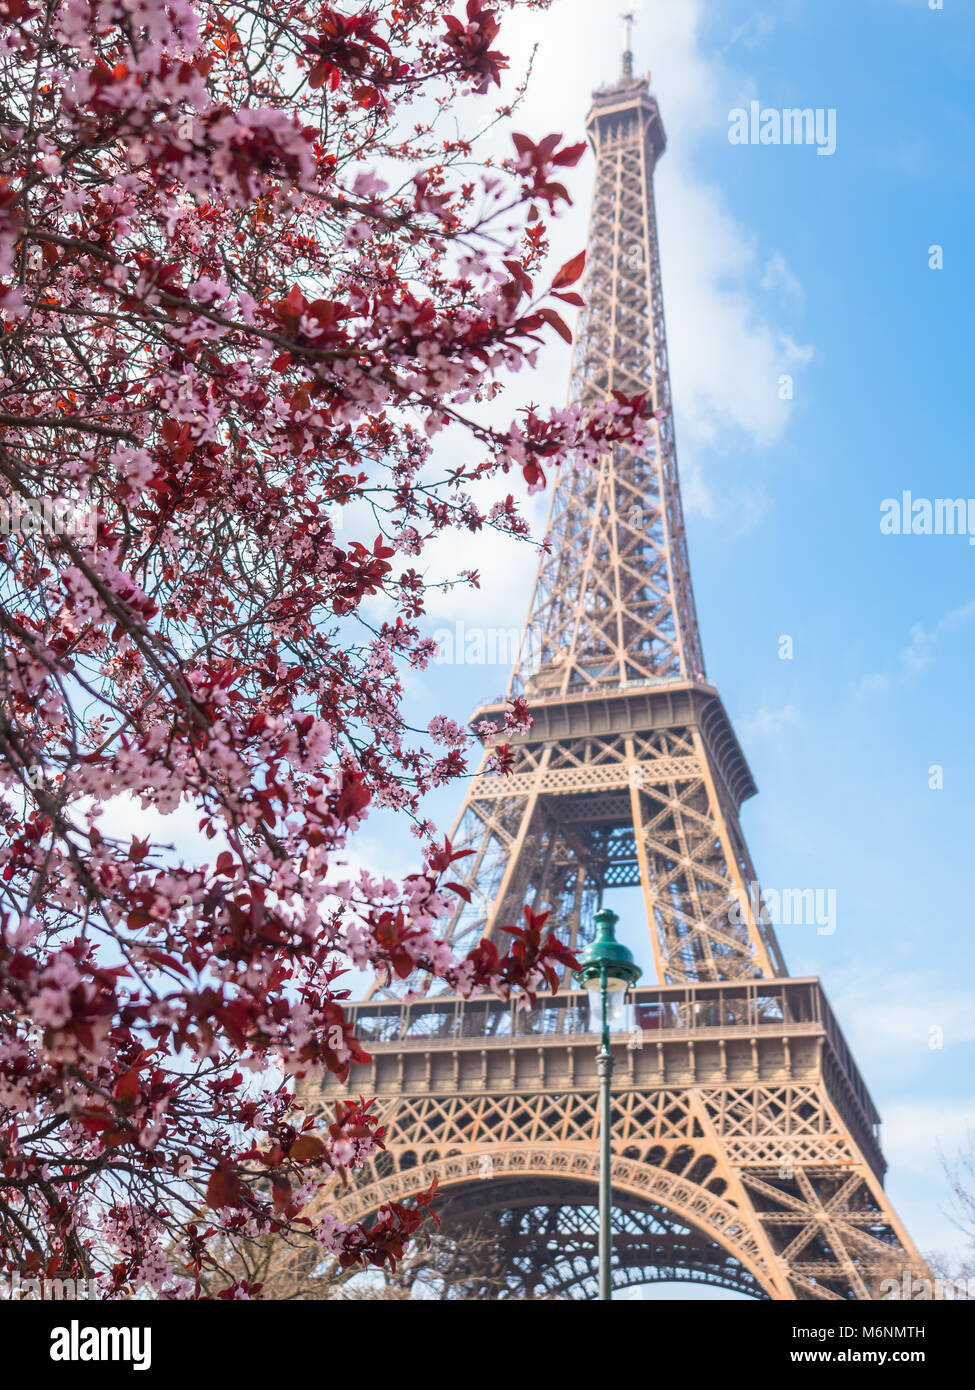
(334, 976), (882, 1166)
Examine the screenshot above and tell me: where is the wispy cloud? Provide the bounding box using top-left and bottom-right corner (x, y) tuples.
(724, 3), (803, 51)
(761, 251), (806, 304)
(853, 599), (975, 695)
(737, 702), (800, 742)
(882, 1099), (975, 1180)
(829, 962), (975, 1075)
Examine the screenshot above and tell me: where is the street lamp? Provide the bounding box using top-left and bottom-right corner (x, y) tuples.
(574, 907), (642, 1301)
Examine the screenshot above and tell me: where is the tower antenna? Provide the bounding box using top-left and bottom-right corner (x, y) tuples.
(621, 10), (635, 79)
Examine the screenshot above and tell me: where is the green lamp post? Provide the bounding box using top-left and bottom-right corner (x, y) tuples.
(574, 907), (642, 1301)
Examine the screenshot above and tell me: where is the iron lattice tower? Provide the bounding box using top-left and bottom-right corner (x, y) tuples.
(306, 56), (929, 1301)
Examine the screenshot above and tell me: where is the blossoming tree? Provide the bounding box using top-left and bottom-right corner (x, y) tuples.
(0, 0), (648, 1296)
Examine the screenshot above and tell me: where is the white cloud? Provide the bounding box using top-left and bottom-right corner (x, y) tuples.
(761, 251), (805, 304)
(415, 490), (549, 629)
(89, 793), (213, 863)
(853, 598), (975, 694)
(829, 963), (975, 1073)
(657, 174), (809, 452)
(737, 702), (800, 741)
(851, 671), (891, 698)
(724, 6), (801, 51)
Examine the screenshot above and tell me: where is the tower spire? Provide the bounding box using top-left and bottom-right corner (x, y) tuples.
(621, 10), (635, 79)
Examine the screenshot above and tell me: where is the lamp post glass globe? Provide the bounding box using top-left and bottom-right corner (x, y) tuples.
(584, 975), (628, 1029)
(575, 908), (642, 1033)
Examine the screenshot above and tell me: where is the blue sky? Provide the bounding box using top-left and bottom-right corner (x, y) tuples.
(337, 0), (975, 1278)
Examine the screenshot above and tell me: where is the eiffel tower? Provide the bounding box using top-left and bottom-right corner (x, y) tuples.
(308, 38), (930, 1300)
